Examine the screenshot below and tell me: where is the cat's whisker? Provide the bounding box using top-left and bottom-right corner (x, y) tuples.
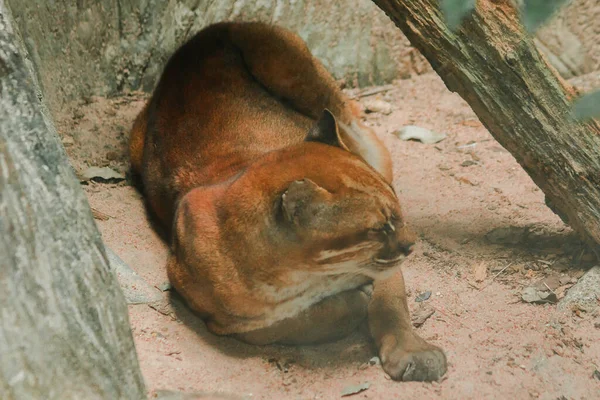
(314, 242), (379, 263)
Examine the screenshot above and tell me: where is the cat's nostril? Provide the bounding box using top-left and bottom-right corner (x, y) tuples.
(402, 243), (415, 256)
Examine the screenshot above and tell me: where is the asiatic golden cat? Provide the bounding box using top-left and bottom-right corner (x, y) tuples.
(130, 22), (446, 381)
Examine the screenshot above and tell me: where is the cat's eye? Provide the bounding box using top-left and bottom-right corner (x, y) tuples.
(371, 225), (386, 233)
(370, 221), (395, 234)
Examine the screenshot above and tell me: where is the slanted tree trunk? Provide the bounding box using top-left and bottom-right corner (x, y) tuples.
(0, 3), (146, 399)
(372, 0), (600, 251)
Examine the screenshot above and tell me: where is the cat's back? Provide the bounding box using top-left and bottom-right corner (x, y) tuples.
(143, 22), (313, 183)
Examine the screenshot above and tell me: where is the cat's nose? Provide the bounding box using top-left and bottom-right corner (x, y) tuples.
(396, 225), (417, 256)
(402, 243), (414, 256)
(379, 241), (413, 261)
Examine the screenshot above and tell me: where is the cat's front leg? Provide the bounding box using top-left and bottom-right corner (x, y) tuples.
(235, 285), (372, 345)
(368, 269), (447, 381)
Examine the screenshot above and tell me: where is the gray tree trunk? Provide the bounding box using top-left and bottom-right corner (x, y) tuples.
(0, 2), (146, 399)
(372, 0), (600, 252)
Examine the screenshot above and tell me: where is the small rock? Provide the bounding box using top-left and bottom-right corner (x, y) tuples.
(415, 291), (432, 302)
(106, 247), (163, 305)
(521, 287), (558, 304)
(61, 135), (75, 146)
(558, 266), (600, 312)
(157, 281), (172, 292)
(341, 382), (370, 397)
(106, 151), (119, 161)
(593, 370), (600, 381)
(461, 160), (478, 167)
(393, 125), (447, 144)
(363, 99), (392, 114)
(79, 166), (124, 183)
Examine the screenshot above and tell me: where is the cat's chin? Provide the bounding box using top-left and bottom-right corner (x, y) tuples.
(373, 253), (405, 265)
(364, 259), (405, 280)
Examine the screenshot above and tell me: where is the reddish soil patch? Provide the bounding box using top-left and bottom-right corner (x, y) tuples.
(58, 73), (600, 399)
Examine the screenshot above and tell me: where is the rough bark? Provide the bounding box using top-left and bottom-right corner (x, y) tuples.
(6, 0), (424, 117)
(0, 2), (146, 399)
(371, 0), (600, 252)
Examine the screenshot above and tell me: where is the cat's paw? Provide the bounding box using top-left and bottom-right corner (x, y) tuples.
(380, 338), (447, 382)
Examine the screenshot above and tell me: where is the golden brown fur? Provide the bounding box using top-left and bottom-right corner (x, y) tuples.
(130, 22), (446, 382)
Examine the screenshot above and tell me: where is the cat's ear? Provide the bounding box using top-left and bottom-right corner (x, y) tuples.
(305, 109), (349, 150)
(281, 178), (331, 226)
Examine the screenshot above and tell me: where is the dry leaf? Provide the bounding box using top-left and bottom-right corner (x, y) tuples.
(363, 99), (392, 115)
(459, 119), (482, 127)
(534, 275), (561, 291)
(341, 382), (370, 397)
(412, 304), (435, 328)
(455, 175), (479, 186)
(394, 125), (447, 144)
(473, 262), (488, 283)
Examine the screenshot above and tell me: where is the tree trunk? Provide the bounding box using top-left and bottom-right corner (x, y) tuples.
(371, 0), (600, 251)
(0, 3), (146, 399)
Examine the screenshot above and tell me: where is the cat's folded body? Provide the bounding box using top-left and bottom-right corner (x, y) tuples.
(130, 21), (447, 382)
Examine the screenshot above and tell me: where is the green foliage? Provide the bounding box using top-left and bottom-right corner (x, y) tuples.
(440, 0), (475, 31)
(440, 0), (570, 33)
(572, 91), (600, 121)
(438, 0), (599, 122)
(520, 0), (570, 33)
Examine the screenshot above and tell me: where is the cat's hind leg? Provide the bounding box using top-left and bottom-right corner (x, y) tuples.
(228, 22), (393, 182)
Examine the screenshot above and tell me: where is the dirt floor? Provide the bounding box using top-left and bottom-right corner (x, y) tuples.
(56, 73), (600, 399)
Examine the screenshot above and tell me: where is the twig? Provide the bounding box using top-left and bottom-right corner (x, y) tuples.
(478, 262), (513, 291)
(491, 263), (513, 280)
(537, 259), (553, 265)
(91, 207), (113, 221)
(543, 282), (556, 295)
(467, 281), (481, 290)
(350, 84), (395, 99)
(433, 306), (474, 332)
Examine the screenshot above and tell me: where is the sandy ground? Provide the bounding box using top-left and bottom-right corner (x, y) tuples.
(56, 73), (600, 399)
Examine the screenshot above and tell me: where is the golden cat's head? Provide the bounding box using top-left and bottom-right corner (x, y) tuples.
(172, 110), (416, 284)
